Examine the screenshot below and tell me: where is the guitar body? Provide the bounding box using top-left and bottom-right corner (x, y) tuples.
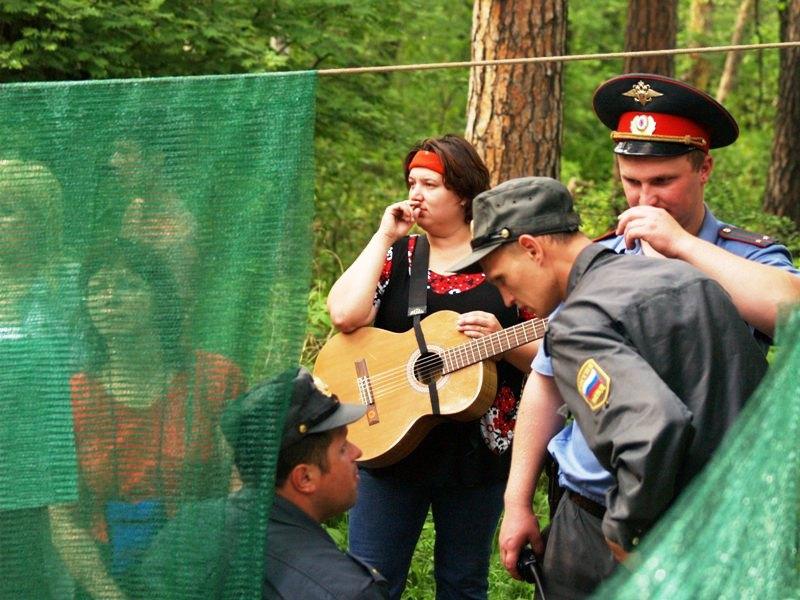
(313, 310), (497, 468)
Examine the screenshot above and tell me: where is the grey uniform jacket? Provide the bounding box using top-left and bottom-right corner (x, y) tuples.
(264, 495), (388, 600)
(548, 244), (768, 550)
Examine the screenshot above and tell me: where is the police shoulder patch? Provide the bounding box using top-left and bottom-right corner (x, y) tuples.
(576, 358), (611, 411)
(718, 225), (776, 248)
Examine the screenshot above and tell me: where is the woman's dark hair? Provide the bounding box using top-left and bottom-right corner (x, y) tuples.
(403, 134), (490, 222)
(80, 239), (185, 373)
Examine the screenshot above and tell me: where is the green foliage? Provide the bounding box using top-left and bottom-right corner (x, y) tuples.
(0, 1), (286, 80)
(301, 279), (335, 368)
(563, 0), (628, 183)
(561, 158), (626, 238)
(305, 0), (474, 290)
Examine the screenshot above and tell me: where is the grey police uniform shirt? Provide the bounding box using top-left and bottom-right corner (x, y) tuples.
(536, 206), (800, 504)
(547, 244), (768, 551)
(264, 495), (388, 600)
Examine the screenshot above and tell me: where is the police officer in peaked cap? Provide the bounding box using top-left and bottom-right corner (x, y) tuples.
(588, 72), (799, 340)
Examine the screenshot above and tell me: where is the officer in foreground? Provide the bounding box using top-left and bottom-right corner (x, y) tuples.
(137, 367), (387, 599)
(227, 367), (388, 599)
(451, 176), (768, 598)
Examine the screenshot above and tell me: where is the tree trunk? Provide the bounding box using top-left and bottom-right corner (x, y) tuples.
(466, 0), (567, 185)
(623, 0), (678, 76)
(716, 0), (754, 104)
(763, 0), (800, 224)
(685, 0), (714, 90)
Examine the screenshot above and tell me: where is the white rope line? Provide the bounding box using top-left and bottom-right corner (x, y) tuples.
(318, 41), (800, 76)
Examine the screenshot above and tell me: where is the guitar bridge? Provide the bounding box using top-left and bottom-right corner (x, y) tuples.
(355, 359), (379, 425)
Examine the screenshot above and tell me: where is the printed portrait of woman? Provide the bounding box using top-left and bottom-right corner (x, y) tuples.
(50, 240), (244, 599)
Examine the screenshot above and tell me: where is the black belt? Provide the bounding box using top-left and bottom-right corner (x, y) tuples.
(567, 490), (606, 519)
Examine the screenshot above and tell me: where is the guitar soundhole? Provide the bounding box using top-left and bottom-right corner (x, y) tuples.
(414, 351), (444, 385)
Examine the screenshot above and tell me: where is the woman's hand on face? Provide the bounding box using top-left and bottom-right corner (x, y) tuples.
(456, 311), (503, 340)
(377, 200), (420, 242)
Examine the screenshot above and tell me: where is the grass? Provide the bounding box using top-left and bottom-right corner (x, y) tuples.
(325, 477), (551, 599)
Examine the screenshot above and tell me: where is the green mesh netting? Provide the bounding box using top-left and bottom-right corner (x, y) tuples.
(594, 308), (800, 599)
(0, 71), (316, 599)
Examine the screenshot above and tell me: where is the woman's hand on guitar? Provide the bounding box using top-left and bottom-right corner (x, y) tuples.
(377, 200), (420, 243)
(456, 311), (502, 340)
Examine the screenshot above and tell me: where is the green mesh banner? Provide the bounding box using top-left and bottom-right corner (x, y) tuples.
(594, 309), (800, 599)
(0, 72), (316, 599)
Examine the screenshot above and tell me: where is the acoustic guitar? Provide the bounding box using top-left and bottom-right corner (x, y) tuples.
(313, 310), (547, 467)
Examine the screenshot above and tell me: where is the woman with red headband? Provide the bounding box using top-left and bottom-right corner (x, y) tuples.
(327, 134), (536, 599)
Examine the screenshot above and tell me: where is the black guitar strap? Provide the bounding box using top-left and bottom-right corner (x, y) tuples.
(408, 235), (440, 415)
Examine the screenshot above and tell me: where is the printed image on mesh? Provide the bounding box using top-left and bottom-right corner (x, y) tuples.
(0, 71), (316, 600)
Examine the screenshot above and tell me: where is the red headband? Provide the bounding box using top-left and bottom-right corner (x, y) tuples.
(614, 112), (711, 153)
(408, 150), (445, 175)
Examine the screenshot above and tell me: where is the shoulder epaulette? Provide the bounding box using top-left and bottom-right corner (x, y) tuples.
(592, 228), (617, 242)
(718, 225), (777, 248)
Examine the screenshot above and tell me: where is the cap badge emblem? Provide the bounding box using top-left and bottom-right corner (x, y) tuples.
(623, 81), (664, 106)
(312, 375), (331, 396)
(630, 114), (657, 136)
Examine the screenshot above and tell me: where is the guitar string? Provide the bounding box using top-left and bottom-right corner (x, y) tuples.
(361, 319), (546, 388)
(362, 319), (548, 389)
(357, 320), (548, 396)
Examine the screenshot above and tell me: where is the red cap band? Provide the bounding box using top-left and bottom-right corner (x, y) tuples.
(615, 112), (711, 152)
(408, 150), (445, 175)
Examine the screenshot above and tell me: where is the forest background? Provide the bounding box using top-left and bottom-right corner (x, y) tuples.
(2, 0), (797, 597)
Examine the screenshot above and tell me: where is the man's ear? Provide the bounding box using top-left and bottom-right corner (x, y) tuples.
(517, 234), (545, 264)
(287, 463), (319, 495)
(699, 153), (714, 184)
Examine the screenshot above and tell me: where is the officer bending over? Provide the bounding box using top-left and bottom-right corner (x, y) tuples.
(450, 177), (768, 599)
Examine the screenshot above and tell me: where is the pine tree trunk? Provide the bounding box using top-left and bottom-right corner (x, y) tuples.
(465, 0), (567, 184)
(715, 0), (754, 105)
(763, 0), (800, 224)
(623, 0), (678, 76)
(685, 0), (714, 90)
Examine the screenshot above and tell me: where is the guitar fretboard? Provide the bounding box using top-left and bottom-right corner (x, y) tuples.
(442, 318), (548, 373)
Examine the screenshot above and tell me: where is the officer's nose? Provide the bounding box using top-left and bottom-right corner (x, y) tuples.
(638, 185), (659, 207)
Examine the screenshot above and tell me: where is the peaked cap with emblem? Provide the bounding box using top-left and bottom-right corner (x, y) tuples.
(593, 73), (739, 156)
(449, 176), (581, 272)
(221, 366), (366, 453)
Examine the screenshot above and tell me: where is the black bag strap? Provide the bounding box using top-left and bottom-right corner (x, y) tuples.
(407, 235), (429, 317)
(407, 235), (440, 415)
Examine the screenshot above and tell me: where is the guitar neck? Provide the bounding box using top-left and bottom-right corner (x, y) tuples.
(442, 318), (548, 373)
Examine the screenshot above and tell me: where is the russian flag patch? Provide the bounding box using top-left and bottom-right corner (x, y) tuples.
(576, 358), (611, 411)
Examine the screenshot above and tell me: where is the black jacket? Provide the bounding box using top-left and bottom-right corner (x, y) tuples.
(264, 495), (388, 599)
